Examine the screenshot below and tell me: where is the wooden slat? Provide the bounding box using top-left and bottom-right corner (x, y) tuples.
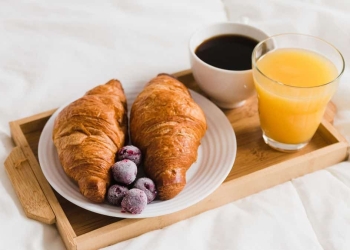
(324, 101), (337, 124)
(9, 119), (77, 250)
(319, 117), (349, 144)
(4, 146), (55, 224)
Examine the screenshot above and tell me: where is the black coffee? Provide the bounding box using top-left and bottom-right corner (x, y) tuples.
(195, 34), (259, 71)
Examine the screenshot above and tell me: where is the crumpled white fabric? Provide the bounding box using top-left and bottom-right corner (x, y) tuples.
(0, 0), (349, 250)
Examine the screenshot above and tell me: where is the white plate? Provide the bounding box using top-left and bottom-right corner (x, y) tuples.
(38, 86), (237, 218)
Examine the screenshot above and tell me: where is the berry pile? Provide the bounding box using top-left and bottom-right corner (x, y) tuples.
(106, 145), (157, 214)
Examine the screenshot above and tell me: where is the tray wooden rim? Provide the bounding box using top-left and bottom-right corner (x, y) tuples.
(5, 70), (350, 250)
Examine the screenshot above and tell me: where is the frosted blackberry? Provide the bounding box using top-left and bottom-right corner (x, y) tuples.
(121, 188), (147, 214)
(107, 184), (128, 206)
(117, 145), (142, 166)
(133, 177), (157, 203)
(111, 159), (137, 185)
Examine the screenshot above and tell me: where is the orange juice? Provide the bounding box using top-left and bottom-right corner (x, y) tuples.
(253, 48), (338, 144)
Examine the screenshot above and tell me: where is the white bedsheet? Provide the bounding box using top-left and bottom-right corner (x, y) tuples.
(0, 1), (349, 249)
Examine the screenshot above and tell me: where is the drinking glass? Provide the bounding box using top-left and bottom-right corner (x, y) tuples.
(252, 34), (344, 152)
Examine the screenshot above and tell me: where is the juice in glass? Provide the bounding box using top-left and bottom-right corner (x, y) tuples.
(252, 34), (344, 151)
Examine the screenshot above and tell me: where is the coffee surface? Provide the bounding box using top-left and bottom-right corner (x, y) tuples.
(195, 34), (259, 71)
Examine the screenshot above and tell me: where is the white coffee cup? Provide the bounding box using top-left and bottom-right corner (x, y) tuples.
(189, 22), (269, 109)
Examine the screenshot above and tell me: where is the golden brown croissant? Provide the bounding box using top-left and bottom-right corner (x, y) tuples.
(130, 74), (207, 200)
(52, 79), (128, 203)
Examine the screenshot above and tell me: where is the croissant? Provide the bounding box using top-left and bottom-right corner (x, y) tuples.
(130, 74), (207, 200)
(52, 79), (128, 203)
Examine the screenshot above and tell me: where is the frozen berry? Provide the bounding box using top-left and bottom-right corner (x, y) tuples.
(117, 145), (142, 166)
(111, 159), (137, 185)
(107, 184), (128, 206)
(133, 177), (157, 203)
(121, 188), (147, 214)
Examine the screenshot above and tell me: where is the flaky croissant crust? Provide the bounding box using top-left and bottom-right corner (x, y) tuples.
(52, 79), (128, 203)
(130, 74), (207, 200)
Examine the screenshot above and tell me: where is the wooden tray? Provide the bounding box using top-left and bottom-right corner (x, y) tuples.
(5, 70), (349, 250)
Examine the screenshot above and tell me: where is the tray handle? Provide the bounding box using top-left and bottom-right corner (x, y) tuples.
(4, 146), (56, 224)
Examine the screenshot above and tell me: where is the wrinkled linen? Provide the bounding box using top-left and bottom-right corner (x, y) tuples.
(0, 0), (349, 249)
